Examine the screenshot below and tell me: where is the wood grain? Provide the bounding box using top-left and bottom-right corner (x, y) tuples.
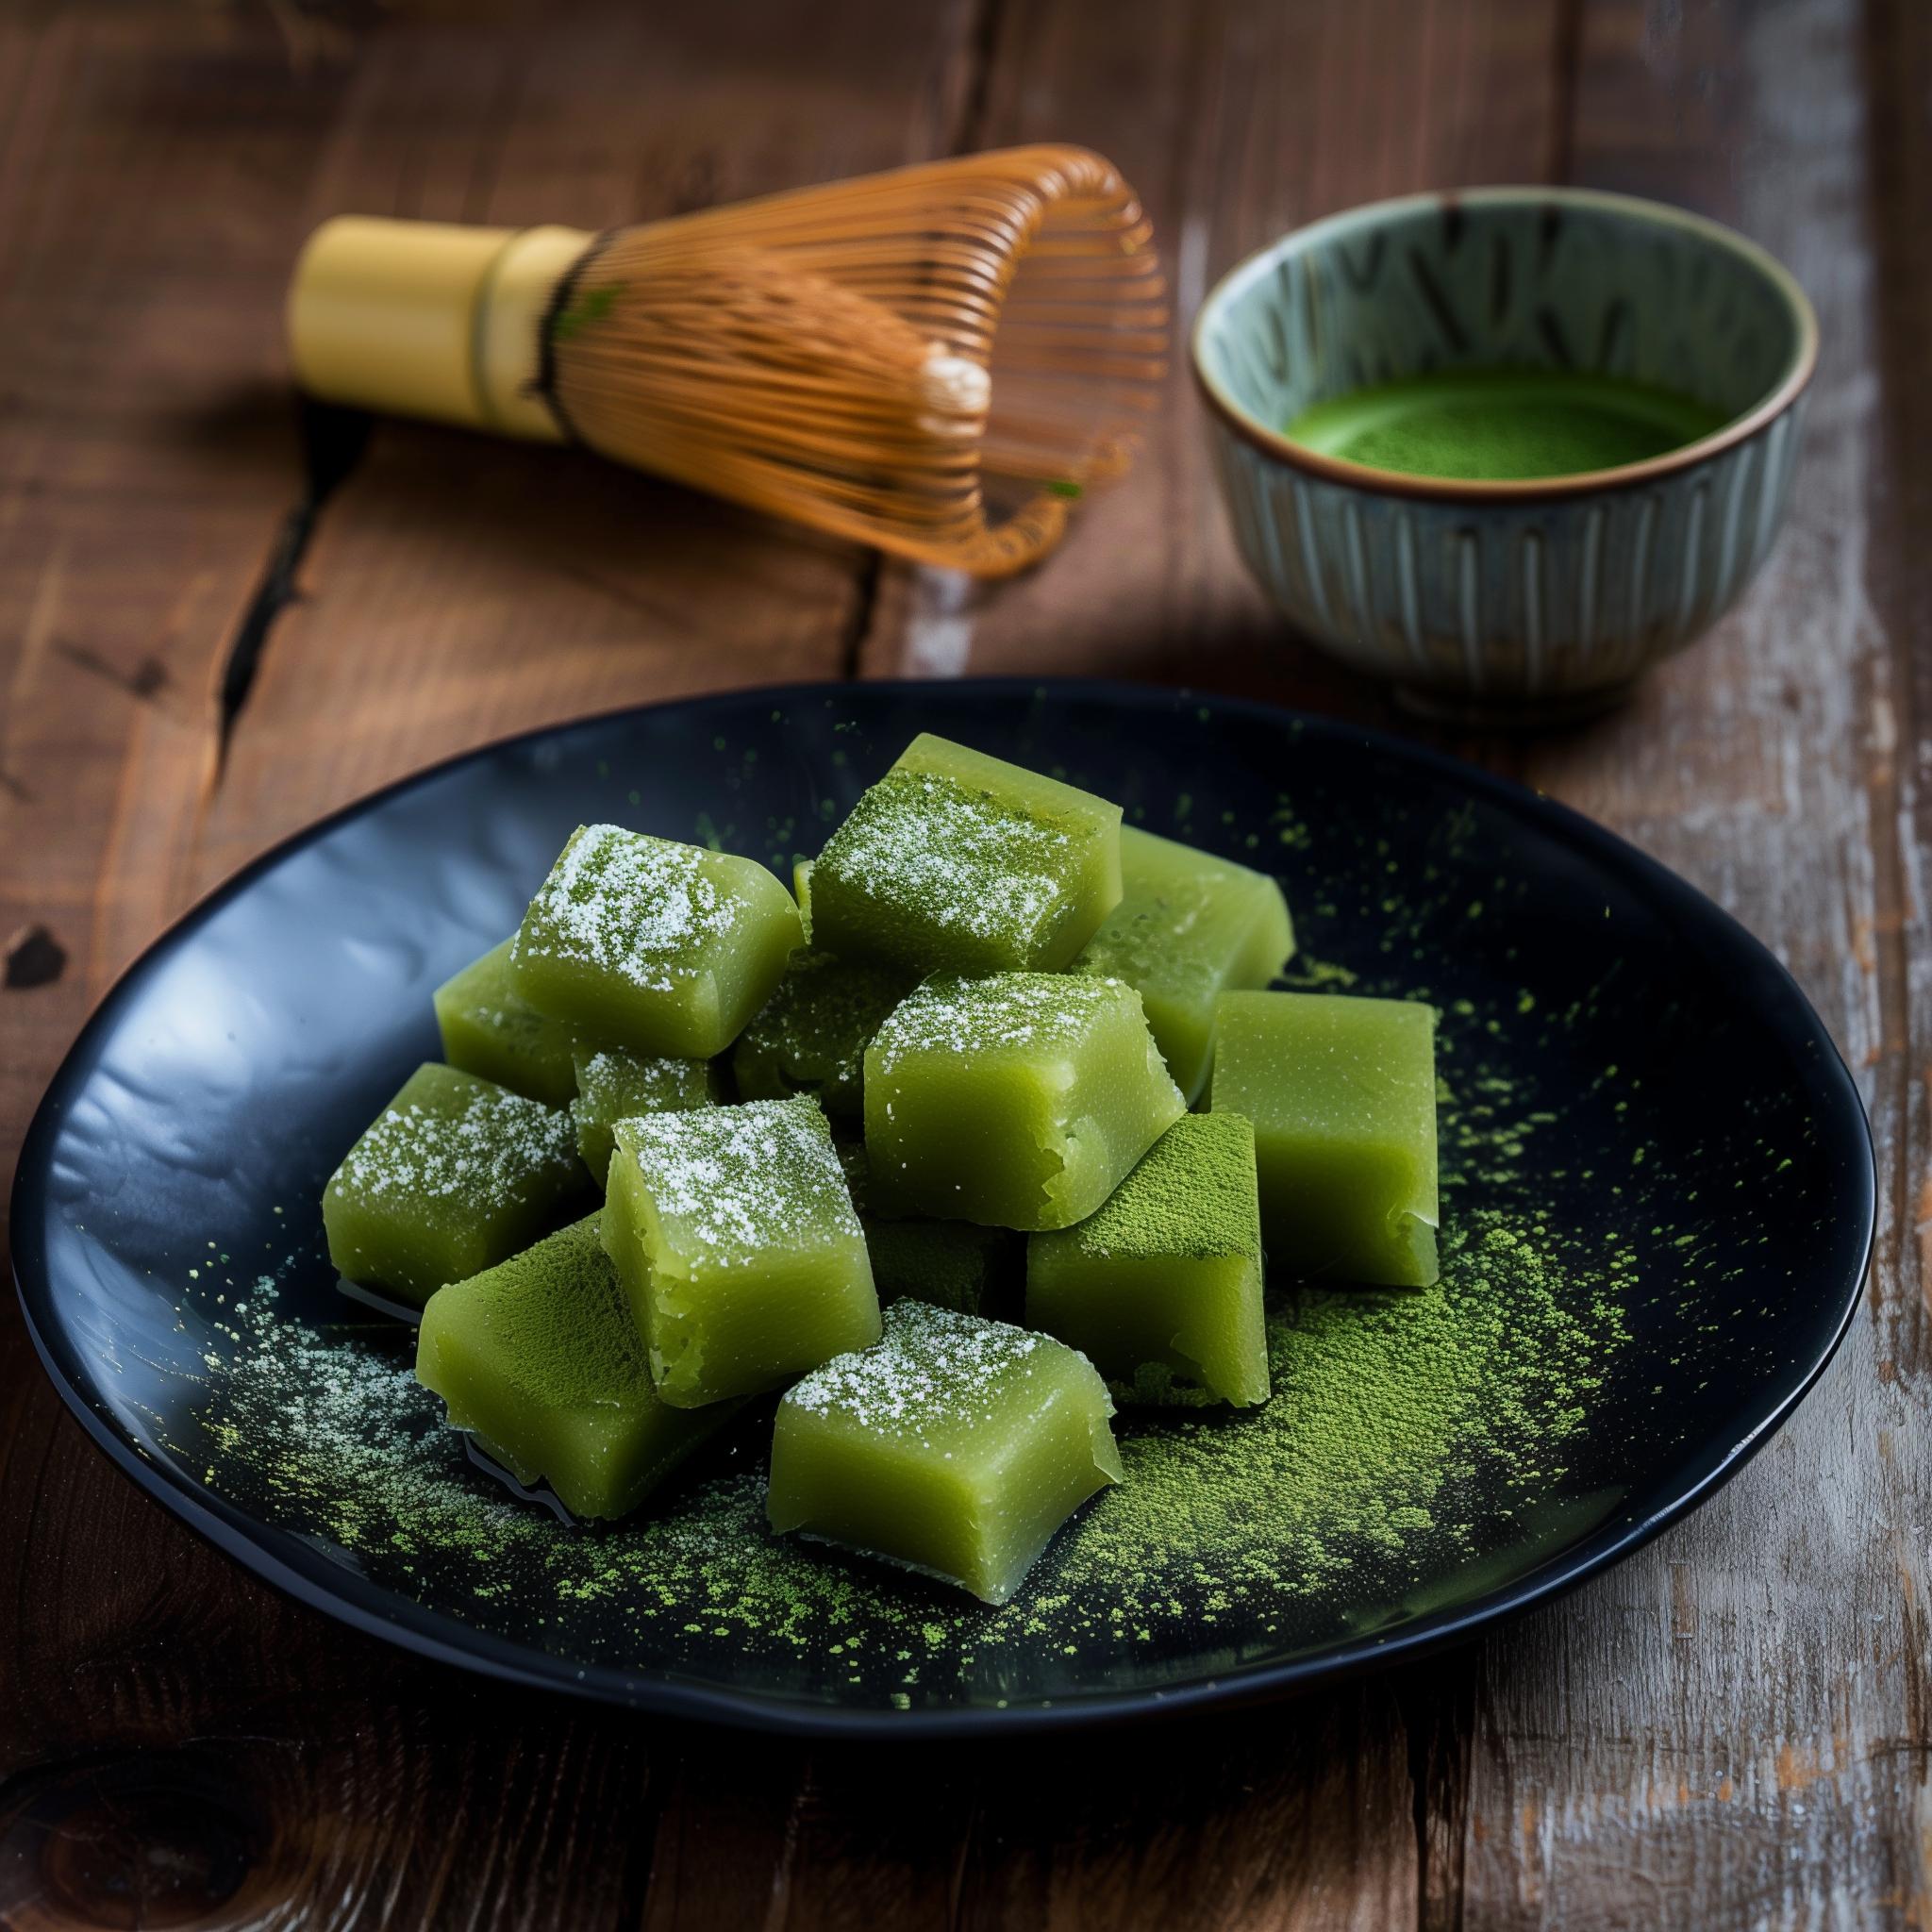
(187, 0), (977, 896)
(1, 0), (1924, 1926)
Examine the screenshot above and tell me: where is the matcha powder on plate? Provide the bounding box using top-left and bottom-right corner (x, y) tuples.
(181, 998), (1632, 1702)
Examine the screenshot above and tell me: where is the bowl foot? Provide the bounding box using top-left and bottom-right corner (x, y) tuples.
(1391, 678), (1641, 730)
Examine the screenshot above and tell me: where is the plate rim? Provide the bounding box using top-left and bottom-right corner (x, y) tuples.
(8, 675), (1877, 1738)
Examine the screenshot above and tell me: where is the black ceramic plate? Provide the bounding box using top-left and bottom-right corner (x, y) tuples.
(11, 681), (1873, 1736)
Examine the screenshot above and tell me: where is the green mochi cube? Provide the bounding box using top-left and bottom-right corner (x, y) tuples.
(811, 734), (1123, 975)
(601, 1095), (880, 1407)
(416, 1216), (741, 1520)
(865, 1217), (1017, 1318)
(1074, 827), (1296, 1102)
(571, 1044), (720, 1182)
(836, 1139), (1016, 1316)
(433, 938), (580, 1108)
(322, 1062), (587, 1307)
(509, 823), (803, 1058)
(1210, 991), (1441, 1287)
(767, 1301), (1124, 1604)
(865, 973), (1185, 1231)
(1027, 1113), (1268, 1407)
(732, 950), (910, 1118)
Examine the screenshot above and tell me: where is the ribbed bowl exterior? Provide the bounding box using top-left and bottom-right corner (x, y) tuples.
(1193, 190), (1815, 716)
(1207, 402), (1804, 709)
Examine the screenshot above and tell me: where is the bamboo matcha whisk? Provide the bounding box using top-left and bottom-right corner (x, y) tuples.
(287, 146), (1165, 576)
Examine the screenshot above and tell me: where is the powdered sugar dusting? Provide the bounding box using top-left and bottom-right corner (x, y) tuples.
(817, 770), (1072, 955)
(575, 1046), (711, 1114)
(785, 1301), (1046, 1434)
(1075, 873), (1223, 1001)
(333, 1067), (579, 1208)
(868, 972), (1124, 1072)
(618, 1095), (859, 1266)
(513, 824), (741, 993)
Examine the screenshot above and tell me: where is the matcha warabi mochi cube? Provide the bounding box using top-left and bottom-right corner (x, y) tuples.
(1211, 990), (1440, 1287)
(322, 1062), (587, 1307)
(811, 734), (1123, 975)
(837, 1140), (1017, 1317)
(864, 973), (1185, 1231)
(1027, 1112), (1268, 1407)
(732, 949), (910, 1118)
(509, 823), (802, 1059)
(841, 1131), (1020, 1321)
(416, 1216), (741, 1520)
(571, 1044), (720, 1182)
(1074, 826), (1296, 1102)
(601, 1095), (880, 1407)
(858, 1182), (1020, 1321)
(433, 938), (580, 1108)
(863, 1217), (1016, 1319)
(767, 1301), (1123, 1605)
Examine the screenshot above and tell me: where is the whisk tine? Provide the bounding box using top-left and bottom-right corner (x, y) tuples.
(289, 145), (1164, 576)
(547, 145), (1164, 574)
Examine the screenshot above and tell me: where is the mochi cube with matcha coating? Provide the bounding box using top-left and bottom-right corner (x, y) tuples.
(416, 1216), (741, 1520)
(433, 938), (580, 1108)
(601, 1095), (880, 1407)
(323, 1062), (587, 1307)
(1074, 827), (1296, 1102)
(865, 1217), (1018, 1319)
(509, 823), (803, 1059)
(571, 1044), (720, 1182)
(810, 734), (1123, 975)
(865, 973), (1185, 1231)
(767, 1301), (1123, 1605)
(838, 1140), (1017, 1316)
(1027, 1112), (1268, 1407)
(1211, 991), (1440, 1287)
(732, 950), (910, 1118)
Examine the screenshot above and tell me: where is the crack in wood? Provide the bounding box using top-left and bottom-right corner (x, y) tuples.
(52, 641), (169, 701)
(1398, 1660), (1475, 1931)
(210, 398), (371, 776)
(1547, 0), (1585, 185)
(4, 923), (66, 990)
(948, 0), (1004, 157)
(838, 549), (884, 682)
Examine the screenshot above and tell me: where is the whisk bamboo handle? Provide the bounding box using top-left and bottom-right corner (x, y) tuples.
(288, 219), (590, 440)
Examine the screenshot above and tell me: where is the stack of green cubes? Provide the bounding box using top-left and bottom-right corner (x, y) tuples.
(319, 730), (1439, 1603)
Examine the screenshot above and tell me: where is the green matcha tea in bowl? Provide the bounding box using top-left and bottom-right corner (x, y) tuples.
(1191, 187), (1817, 720)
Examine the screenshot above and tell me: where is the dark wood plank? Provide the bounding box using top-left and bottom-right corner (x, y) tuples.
(1452, 0), (1930, 1922)
(0, 6), (351, 1165)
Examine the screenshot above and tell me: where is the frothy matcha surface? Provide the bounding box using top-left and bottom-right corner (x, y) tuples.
(1286, 369), (1728, 480)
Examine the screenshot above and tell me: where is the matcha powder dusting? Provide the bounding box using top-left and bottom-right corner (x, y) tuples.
(183, 1001), (1632, 1707)
(1057, 1203), (1629, 1637)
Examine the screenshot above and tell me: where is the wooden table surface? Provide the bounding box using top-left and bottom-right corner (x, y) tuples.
(2, 1), (1925, 1925)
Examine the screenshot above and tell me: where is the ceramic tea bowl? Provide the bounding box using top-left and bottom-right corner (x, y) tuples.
(1191, 187), (1817, 722)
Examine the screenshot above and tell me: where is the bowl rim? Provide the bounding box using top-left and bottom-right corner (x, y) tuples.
(1189, 185), (1821, 503)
